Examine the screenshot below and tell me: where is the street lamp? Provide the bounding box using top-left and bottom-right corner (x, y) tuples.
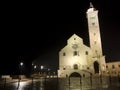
(20, 62), (23, 66)
(17, 62), (24, 89)
(40, 65), (44, 76)
(32, 63), (34, 66)
(34, 65), (37, 69)
(41, 65), (44, 70)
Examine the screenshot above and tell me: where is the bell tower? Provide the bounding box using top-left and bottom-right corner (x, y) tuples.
(86, 2), (106, 73)
(86, 2), (103, 57)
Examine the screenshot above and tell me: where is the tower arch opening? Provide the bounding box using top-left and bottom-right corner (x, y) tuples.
(94, 61), (99, 73)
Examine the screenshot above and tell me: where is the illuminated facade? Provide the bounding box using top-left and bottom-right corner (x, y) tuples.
(58, 3), (106, 77)
(106, 61), (120, 75)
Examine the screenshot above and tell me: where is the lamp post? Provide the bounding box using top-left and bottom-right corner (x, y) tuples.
(40, 65), (44, 76)
(48, 68), (50, 77)
(34, 65), (37, 74)
(17, 62), (24, 89)
(20, 62), (23, 79)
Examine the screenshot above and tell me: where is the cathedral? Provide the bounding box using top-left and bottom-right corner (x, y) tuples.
(32, 3), (120, 78)
(58, 3), (106, 78)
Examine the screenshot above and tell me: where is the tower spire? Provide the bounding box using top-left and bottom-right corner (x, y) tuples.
(89, 2), (94, 8)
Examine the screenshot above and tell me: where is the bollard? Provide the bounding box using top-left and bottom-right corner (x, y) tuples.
(67, 77), (71, 90)
(3, 78), (6, 89)
(90, 73), (92, 88)
(17, 77), (20, 89)
(118, 74), (120, 83)
(80, 77), (82, 85)
(100, 74), (102, 84)
(80, 77), (82, 90)
(57, 74), (59, 89)
(68, 77), (70, 86)
(40, 77), (44, 88)
(44, 76), (46, 87)
(31, 77), (34, 87)
(109, 75), (111, 85)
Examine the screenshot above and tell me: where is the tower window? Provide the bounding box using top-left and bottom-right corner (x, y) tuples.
(74, 64), (78, 69)
(94, 33), (96, 36)
(63, 52), (66, 56)
(73, 51), (78, 56)
(83, 74), (85, 77)
(112, 65), (115, 69)
(74, 38), (76, 40)
(92, 22), (95, 26)
(94, 41), (97, 44)
(119, 65), (120, 68)
(95, 50), (98, 53)
(85, 51), (88, 55)
(90, 16), (95, 19)
(106, 65), (108, 68)
(63, 68), (66, 70)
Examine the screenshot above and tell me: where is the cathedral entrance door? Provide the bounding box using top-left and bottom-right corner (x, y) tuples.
(69, 72), (81, 77)
(69, 72), (81, 86)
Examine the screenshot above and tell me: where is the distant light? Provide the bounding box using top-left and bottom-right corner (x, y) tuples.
(34, 65), (36, 69)
(32, 63), (34, 66)
(20, 62), (23, 66)
(41, 65), (44, 69)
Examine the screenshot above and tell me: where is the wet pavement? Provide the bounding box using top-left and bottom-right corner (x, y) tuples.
(0, 76), (120, 90)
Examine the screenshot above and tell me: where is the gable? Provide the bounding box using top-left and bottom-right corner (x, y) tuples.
(67, 34), (83, 45)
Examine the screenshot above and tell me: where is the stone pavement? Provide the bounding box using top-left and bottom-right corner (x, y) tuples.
(0, 78), (31, 85)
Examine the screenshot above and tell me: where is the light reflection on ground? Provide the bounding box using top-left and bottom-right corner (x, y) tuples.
(14, 82), (28, 90)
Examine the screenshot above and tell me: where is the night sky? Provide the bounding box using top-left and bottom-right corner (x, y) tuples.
(1, 0), (120, 75)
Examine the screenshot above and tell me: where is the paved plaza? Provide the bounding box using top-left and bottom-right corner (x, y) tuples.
(0, 75), (119, 90)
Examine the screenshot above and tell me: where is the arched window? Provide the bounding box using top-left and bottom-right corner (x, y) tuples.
(74, 64), (78, 69)
(119, 65), (120, 68)
(73, 51), (77, 56)
(63, 52), (66, 56)
(106, 65), (108, 68)
(73, 51), (79, 56)
(112, 65), (115, 69)
(85, 51), (88, 55)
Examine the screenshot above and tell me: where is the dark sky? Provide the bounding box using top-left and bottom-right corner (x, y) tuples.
(1, 0), (120, 74)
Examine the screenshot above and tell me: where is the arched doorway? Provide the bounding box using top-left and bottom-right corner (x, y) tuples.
(74, 64), (78, 69)
(94, 61), (99, 73)
(69, 72), (81, 86)
(69, 72), (81, 77)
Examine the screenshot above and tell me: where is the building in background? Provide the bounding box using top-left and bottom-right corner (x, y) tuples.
(106, 61), (120, 75)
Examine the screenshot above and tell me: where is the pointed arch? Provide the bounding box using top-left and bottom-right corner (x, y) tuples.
(94, 61), (99, 73)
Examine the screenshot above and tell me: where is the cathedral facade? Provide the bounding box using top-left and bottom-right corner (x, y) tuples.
(58, 3), (106, 78)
